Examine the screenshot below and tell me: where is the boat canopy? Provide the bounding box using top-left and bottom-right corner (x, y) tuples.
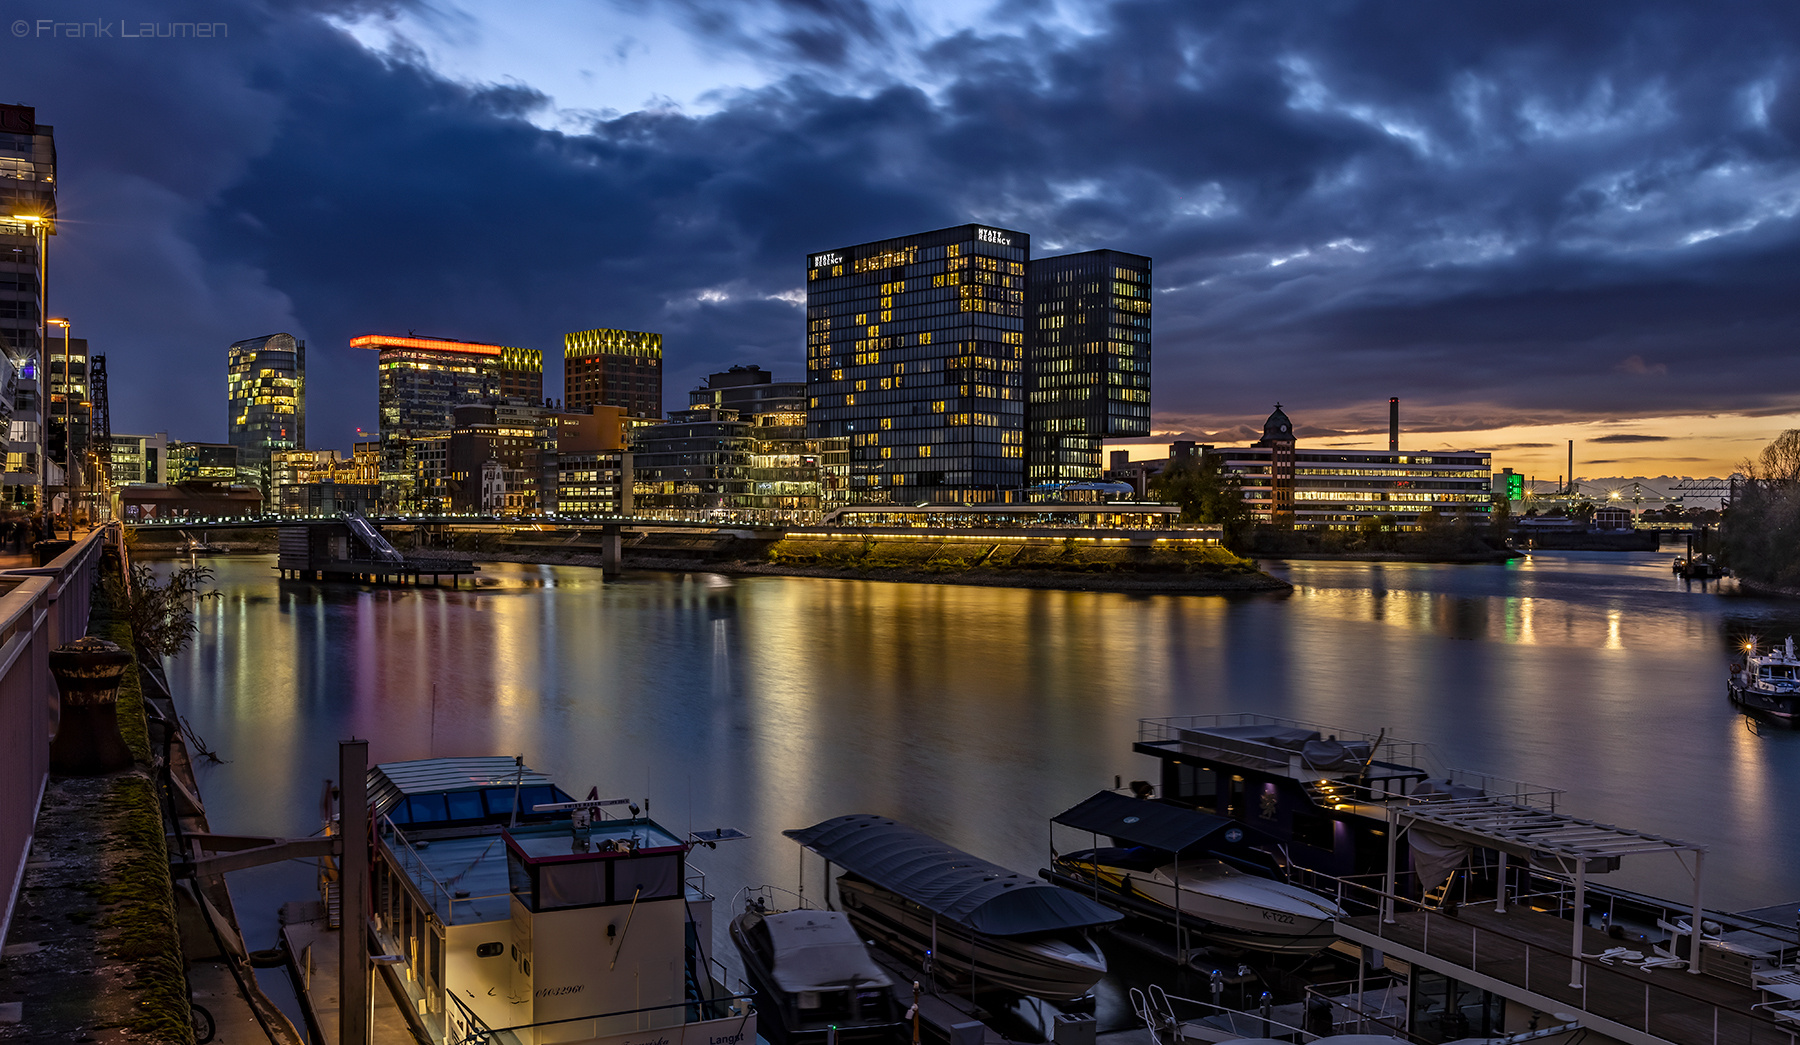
(784, 815), (1121, 937)
(1052, 790), (1253, 854)
(762, 910), (894, 994)
(367, 757), (571, 824)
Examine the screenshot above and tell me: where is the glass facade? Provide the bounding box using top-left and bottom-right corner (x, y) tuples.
(1026, 250), (1151, 483)
(353, 334), (507, 510)
(564, 328), (662, 419)
(227, 332), (305, 494)
(806, 224), (1029, 505)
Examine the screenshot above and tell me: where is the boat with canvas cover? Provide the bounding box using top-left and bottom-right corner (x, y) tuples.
(783, 814), (1120, 1002)
(729, 890), (904, 1045)
(1045, 791), (1344, 955)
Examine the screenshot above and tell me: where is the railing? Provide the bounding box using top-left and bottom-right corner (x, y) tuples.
(1445, 768), (1564, 812)
(445, 968), (755, 1045)
(0, 525), (115, 949)
(1310, 870), (1797, 1045)
(379, 816), (510, 923)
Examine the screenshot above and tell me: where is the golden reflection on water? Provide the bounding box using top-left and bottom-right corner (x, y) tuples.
(163, 552), (1800, 927)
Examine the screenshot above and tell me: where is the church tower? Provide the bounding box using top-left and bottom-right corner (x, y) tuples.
(1256, 404), (1296, 527)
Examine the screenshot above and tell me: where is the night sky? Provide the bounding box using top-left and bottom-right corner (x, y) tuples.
(8, 0), (1800, 478)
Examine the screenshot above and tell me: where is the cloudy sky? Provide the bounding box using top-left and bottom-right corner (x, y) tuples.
(8, 0), (1800, 479)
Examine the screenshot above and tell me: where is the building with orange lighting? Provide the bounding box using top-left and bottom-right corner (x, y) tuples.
(352, 333), (542, 509)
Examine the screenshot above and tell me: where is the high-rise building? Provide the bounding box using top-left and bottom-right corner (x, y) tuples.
(805, 224), (1029, 505)
(227, 332), (305, 494)
(1, 105), (53, 509)
(564, 328), (662, 419)
(500, 345), (544, 401)
(1026, 250), (1151, 483)
(352, 333), (509, 510)
(109, 432), (169, 486)
(44, 334), (86, 480)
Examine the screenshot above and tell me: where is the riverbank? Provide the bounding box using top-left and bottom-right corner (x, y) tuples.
(1261, 548), (1519, 564)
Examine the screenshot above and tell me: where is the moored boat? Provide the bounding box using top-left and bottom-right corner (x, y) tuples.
(784, 814), (1119, 1003)
(1045, 791), (1344, 956)
(729, 891), (904, 1045)
(1730, 637), (1800, 722)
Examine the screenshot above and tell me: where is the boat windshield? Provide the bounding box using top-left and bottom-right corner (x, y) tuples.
(1760, 665), (1795, 679)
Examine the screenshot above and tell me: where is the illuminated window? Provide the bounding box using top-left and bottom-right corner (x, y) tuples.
(919, 445), (932, 457)
(880, 418), (893, 430)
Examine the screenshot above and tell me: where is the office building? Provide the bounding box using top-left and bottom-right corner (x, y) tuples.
(167, 441), (245, 483)
(1026, 250), (1151, 483)
(805, 224), (1028, 505)
(565, 328), (662, 419)
(2, 360), (33, 506)
(445, 403), (553, 516)
(500, 346), (544, 401)
(227, 332), (305, 494)
(353, 333), (509, 509)
(551, 406), (632, 517)
(0, 105), (53, 366)
(629, 367), (820, 521)
(1206, 405), (1492, 529)
(278, 481), (381, 517)
(109, 432), (170, 486)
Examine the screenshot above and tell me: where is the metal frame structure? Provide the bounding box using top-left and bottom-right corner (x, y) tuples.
(1385, 797), (1707, 987)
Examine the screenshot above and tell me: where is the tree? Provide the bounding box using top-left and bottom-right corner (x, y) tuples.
(103, 562), (219, 659)
(1720, 430), (1800, 588)
(1150, 455), (1250, 540)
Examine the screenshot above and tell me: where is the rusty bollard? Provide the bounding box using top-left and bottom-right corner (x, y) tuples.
(47, 636), (137, 776)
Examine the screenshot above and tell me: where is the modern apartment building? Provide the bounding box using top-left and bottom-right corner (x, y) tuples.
(109, 432), (170, 486)
(227, 332), (305, 493)
(805, 223), (1029, 505)
(353, 334), (509, 510)
(1, 104), (53, 509)
(565, 328), (662, 419)
(1026, 250), (1151, 483)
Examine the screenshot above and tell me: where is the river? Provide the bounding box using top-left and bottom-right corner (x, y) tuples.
(162, 550), (1800, 1021)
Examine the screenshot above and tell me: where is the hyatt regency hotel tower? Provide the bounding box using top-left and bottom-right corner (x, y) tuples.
(806, 223), (1150, 505)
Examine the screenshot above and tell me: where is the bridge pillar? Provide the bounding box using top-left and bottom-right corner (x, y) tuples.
(600, 526), (623, 579)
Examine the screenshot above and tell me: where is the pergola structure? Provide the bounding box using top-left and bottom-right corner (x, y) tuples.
(1386, 797), (1708, 987)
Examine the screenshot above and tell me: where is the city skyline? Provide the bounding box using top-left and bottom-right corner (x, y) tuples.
(8, 2), (1800, 482)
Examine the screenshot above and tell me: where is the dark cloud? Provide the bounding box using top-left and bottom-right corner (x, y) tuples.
(1591, 434), (1672, 443)
(10, 0), (1800, 449)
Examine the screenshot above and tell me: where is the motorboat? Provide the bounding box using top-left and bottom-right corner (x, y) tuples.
(1730, 637), (1800, 722)
(784, 814), (1119, 1003)
(1045, 791), (1343, 956)
(1053, 848), (1342, 955)
(729, 891), (904, 1045)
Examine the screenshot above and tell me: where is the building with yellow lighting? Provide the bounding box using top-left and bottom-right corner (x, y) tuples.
(228, 332), (304, 494)
(565, 328), (662, 419)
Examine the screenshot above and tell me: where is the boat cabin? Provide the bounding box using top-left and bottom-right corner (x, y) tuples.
(366, 757), (753, 1045)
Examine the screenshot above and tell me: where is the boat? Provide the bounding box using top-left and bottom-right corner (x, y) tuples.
(728, 889), (904, 1045)
(343, 757), (756, 1045)
(1730, 637), (1800, 722)
(1045, 791), (1344, 956)
(1675, 554), (1727, 579)
(783, 814), (1119, 1002)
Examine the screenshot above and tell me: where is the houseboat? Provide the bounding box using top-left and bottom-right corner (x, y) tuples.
(363, 757), (755, 1045)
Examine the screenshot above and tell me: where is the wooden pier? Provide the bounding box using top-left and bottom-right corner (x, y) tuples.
(276, 522), (477, 585)
(1337, 904), (1799, 1044)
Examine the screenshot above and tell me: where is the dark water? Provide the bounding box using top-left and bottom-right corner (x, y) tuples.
(164, 551), (1800, 1002)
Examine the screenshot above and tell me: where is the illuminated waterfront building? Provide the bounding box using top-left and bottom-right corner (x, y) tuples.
(1, 104), (53, 507)
(167, 441), (246, 483)
(353, 334), (510, 510)
(565, 328), (662, 419)
(631, 367), (819, 520)
(1026, 251), (1151, 483)
(500, 345), (544, 401)
(227, 332), (305, 493)
(806, 224), (1028, 505)
(109, 432), (169, 486)
(1208, 405), (1492, 529)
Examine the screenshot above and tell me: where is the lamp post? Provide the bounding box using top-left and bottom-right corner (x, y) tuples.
(11, 211), (52, 529)
(47, 316), (70, 537)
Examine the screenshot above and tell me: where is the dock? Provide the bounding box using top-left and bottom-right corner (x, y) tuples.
(1337, 904), (1798, 1044)
(279, 902), (421, 1045)
(866, 948), (1017, 1045)
(276, 517), (477, 585)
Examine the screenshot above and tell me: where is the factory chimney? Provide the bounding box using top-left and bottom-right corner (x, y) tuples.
(1388, 398), (1399, 452)
(1567, 440), (1575, 496)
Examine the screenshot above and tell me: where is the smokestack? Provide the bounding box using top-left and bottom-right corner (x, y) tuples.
(1388, 398), (1399, 452)
(1568, 439), (1575, 495)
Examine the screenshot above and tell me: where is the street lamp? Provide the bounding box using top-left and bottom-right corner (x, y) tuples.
(47, 316), (70, 537)
(12, 211), (53, 528)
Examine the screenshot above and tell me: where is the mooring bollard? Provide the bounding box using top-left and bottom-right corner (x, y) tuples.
(47, 636), (137, 775)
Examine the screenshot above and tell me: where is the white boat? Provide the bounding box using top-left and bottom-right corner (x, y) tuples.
(1730, 637), (1800, 723)
(729, 893), (904, 1045)
(784, 814), (1120, 1003)
(1055, 849), (1342, 955)
(1046, 790), (1343, 955)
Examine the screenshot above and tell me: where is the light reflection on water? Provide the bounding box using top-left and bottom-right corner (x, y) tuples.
(165, 551), (1800, 975)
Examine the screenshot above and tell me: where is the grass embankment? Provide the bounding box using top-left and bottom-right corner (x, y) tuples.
(86, 568), (192, 1044)
(753, 534), (1288, 591)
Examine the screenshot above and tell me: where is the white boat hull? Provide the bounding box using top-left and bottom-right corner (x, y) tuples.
(1055, 855), (1341, 956)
